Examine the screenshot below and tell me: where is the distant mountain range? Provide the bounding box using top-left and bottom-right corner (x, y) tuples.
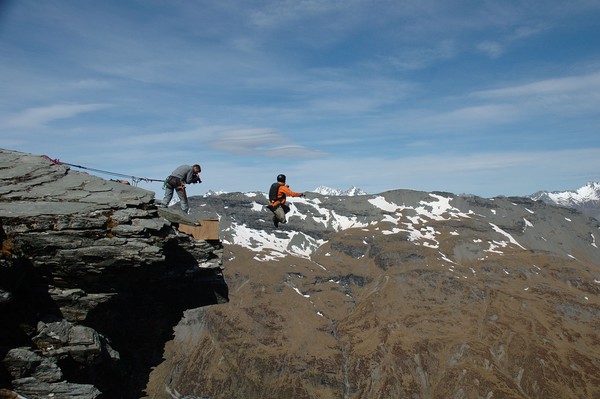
(313, 185), (368, 196)
(316, 182), (600, 219)
(529, 182), (600, 220)
(208, 182), (600, 220)
(204, 186), (367, 199)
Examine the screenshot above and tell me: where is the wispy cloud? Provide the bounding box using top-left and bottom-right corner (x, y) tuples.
(387, 40), (457, 71)
(209, 128), (326, 158)
(474, 71), (600, 98)
(426, 104), (521, 130)
(389, 69), (600, 135)
(110, 128), (218, 147)
(70, 79), (114, 90)
(2, 103), (110, 129)
(248, 0), (352, 28)
(476, 41), (505, 59)
(471, 70), (600, 116)
(476, 24), (547, 59)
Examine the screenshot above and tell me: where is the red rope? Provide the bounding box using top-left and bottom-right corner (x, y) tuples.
(41, 155), (63, 165)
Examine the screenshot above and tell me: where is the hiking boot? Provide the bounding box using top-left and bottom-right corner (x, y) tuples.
(273, 216), (279, 228)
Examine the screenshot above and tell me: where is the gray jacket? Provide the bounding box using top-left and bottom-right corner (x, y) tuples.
(170, 165), (200, 184)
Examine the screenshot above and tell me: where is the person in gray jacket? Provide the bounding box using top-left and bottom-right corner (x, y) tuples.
(162, 164), (201, 213)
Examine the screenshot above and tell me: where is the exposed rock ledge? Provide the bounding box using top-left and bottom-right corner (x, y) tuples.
(0, 149), (229, 398)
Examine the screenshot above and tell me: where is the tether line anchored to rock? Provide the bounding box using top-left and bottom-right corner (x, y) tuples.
(42, 155), (163, 186)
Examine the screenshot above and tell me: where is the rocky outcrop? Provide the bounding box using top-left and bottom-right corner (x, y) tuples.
(0, 149), (228, 398)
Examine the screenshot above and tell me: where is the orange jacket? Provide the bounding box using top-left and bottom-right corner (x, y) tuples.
(270, 182), (302, 206)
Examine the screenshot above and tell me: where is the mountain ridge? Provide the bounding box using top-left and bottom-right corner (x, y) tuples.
(185, 189), (598, 262)
(145, 189), (600, 398)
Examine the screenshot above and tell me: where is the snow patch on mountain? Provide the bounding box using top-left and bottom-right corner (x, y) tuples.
(369, 194), (473, 221)
(291, 197), (372, 231)
(490, 223), (526, 249)
(222, 221), (326, 261)
(415, 194), (473, 221)
(368, 196), (400, 212)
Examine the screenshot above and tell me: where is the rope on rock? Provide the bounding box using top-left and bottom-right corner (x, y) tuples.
(41, 155), (163, 186)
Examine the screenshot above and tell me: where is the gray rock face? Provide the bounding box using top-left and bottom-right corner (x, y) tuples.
(0, 149), (228, 398)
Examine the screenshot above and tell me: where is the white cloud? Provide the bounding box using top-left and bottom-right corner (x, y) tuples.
(387, 40), (457, 71)
(469, 70), (600, 117)
(109, 127), (218, 147)
(476, 24), (546, 59)
(385, 70), (600, 135)
(428, 104), (520, 128)
(209, 128), (326, 158)
(474, 71), (600, 98)
(2, 104), (110, 129)
(70, 79), (113, 90)
(248, 0), (362, 29)
(477, 41), (504, 59)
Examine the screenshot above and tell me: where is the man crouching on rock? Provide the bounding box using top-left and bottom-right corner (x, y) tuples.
(161, 164), (201, 214)
(268, 174), (304, 227)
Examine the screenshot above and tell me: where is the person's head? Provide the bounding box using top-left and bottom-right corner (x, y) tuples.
(193, 164), (201, 174)
(277, 174), (286, 183)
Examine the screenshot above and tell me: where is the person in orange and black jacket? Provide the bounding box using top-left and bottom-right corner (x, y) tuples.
(267, 174), (304, 227)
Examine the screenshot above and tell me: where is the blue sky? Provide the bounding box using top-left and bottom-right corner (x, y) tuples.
(1, 0), (600, 198)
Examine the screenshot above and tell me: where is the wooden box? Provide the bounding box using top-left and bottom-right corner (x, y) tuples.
(177, 219), (220, 241)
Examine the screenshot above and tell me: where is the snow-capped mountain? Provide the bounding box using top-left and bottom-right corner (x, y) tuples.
(529, 182), (600, 219)
(312, 185), (367, 196)
(204, 189), (228, 196)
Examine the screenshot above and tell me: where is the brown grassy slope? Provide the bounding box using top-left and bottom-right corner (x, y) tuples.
(145, 221), (600, 399)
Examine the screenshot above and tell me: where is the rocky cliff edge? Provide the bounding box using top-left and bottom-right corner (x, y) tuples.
(0, 149), (228, 398)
